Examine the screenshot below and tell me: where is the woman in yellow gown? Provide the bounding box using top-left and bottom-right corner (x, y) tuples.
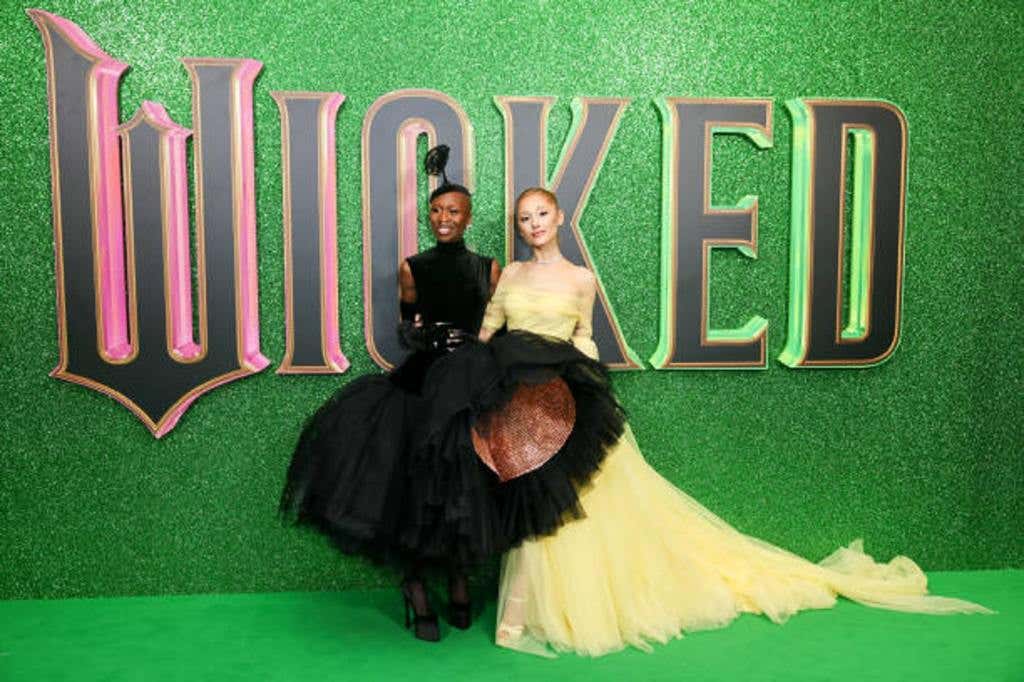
(478, 188), (990, 658)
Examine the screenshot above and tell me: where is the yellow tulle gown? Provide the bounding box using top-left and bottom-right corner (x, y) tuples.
(480, 274), (991, 658)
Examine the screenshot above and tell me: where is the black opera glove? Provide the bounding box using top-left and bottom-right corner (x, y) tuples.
(438, 326), (474, 352)
(424, 323), (475, 353)
(398, 319), (431, 352)
(400, 300), (418, 322)
(398, 321), (473, 353)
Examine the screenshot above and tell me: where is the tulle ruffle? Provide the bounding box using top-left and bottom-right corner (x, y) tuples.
(496, 426), (993, 657)
(280, 331), (625, 568)
(417, 331), (625, 549)
(279, 372), (430, 566)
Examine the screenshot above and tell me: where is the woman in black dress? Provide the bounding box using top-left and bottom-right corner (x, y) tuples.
(280, 146), (500, 641)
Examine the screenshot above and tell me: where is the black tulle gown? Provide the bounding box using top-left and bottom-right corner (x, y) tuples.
(280, 240), (625, 570)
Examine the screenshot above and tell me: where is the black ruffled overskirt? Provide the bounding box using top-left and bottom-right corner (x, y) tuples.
(279, 331), (625, 568)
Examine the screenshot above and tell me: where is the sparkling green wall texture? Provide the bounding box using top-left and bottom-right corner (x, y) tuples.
(1, 1), (1021, 599)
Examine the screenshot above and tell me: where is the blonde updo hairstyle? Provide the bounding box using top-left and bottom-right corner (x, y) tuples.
(515, 186), (560, 213)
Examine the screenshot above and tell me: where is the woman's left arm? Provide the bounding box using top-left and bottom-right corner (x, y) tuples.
(571, 270), (599, 360)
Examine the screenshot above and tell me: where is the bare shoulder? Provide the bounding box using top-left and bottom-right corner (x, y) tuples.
(398, 259), (416, 300)
(570, 264), (596, 291)
(501, 260), (524, 280)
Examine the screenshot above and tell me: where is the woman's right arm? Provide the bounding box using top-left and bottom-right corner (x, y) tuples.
(479, 263), (514, 342)
(399, 260), (419, 324)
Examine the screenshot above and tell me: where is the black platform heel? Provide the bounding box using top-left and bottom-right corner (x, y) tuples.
(447, 573), (472, 630)
(401, 581), (440, 642)
(448, 601), (472, 630)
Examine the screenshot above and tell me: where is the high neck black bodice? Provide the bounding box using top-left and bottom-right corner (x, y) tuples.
(406, 240), (493, 335)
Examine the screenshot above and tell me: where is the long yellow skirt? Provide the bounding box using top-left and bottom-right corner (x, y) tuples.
(495, 426), (991, 657)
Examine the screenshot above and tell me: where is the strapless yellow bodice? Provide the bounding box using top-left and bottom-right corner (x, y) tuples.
(482, 281), (599, 358)
(483, 285), (580, 341)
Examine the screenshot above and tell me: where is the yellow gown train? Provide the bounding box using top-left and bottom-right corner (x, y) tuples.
(480, 276), (990, 658)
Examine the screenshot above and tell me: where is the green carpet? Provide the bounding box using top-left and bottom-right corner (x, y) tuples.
(1, 570), (1020, 682)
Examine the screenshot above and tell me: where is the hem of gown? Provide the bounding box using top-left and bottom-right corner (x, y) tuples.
(494, 427), (994, 658)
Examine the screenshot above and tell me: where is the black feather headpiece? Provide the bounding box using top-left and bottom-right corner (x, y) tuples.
(424, 144), (471, 201)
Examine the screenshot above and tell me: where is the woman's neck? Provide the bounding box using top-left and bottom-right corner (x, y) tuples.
(530, 241), (563, 264)
(435, 238), (467, 254)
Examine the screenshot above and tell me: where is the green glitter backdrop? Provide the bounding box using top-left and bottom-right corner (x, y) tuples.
(1, 1), (1021, 600)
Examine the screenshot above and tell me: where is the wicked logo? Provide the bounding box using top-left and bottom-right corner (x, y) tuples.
(29, 10), (907, 437)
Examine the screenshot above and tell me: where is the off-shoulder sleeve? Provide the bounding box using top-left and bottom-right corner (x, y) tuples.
(570, 273), (599, 360)
(481, 276), (507, 332)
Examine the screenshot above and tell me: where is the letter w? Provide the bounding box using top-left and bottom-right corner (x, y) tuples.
(30, 10), (267, 437)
